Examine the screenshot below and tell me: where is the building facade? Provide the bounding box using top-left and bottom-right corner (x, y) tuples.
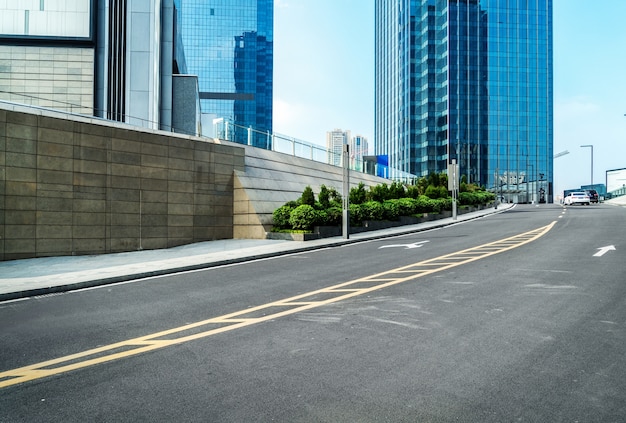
(178, 0), (273, 147)
(326, 129), (351, 166)
(0, 0), (200, 136)
(351, 135), (369, 164)
(0, 0), (96, 115)
(375, 0), (553, 203)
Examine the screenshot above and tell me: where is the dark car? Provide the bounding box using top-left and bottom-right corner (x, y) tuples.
(585, 189), (599, 203)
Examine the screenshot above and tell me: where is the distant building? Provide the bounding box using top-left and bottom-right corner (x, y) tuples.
(326, 129), (351, 167)
(178, 0), (273, 147)
(351, 135), (369, 165)
(375, 0), (553, 202)
(326, 130), (369, 169)
(0, 0), (201, 136)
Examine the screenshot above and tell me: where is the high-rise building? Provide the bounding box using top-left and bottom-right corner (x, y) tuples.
(351, 135), (369, 162)
(0, 0), (200, 136)
(178, 0), (273, 148)
(375, 0), (553, 203)
(326, 129), (351, 166)
(326, 130), (369, 170)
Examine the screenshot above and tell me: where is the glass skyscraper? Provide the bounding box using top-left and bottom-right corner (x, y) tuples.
(375, 0), (553, 203)
(179, 0), (273, 148)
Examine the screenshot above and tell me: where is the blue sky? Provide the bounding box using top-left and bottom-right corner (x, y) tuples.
(273, 1), (626, 197)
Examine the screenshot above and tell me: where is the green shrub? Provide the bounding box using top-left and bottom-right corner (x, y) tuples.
(349, 203), (364, 226)
(368, 183), (390, 203)
(428, 172), (440, 187)
(416, 195), (436, 213)
(382, 200), (400, 220)
(329, 187), (342, 204)
(319, 185), (331, 208)
(424, 185), (441, 199)
(459, 191), (476, 205)
(458, 190), (495, 206)
(289, 204), (317, 230)
(325, 206), (343, 226)
(272, 205), (294, 229)
(301, 186), (315, 206)
(272, 178), (494, 231)
(350, 182), (367, 205)
(389, 181), (406, 199)
(432, 197), (452, 212)
(314, 209), (328, 227)
(361, 201), (385, 221)
(439, 173), (448, 190)
(406, 185), (422, 199)
(395, 197), (418, 216)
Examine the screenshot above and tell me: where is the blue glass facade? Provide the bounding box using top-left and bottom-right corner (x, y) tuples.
(179, 0), (273, 147)
(375, 0), (553, 203)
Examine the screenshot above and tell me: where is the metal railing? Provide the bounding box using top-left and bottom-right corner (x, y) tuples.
(607, 186), (626, 199)
(212, 118), (419, 184)
(0, 92), (420, 184)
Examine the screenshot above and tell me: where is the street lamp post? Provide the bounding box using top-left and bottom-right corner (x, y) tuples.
(580, 144), (594, 186)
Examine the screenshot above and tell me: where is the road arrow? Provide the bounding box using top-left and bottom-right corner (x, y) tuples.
(379, 240), (429, 250)
(593, 245), (616, 257)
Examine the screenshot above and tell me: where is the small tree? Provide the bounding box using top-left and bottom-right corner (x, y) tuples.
(428, 172), (440, 187)
(439, 173), (448, 190)
(301, 186), (315, 206)
(424, 185), (441, 199)
(389, 181), (406, 199)
(368, 183), (390, 203)
(350, 182), (367, 205)
(318, 184), (331, 208)
(329, 186), (342, 206)
(417, 177), (429, 195)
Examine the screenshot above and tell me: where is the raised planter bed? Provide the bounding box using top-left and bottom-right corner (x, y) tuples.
(267, 212), (449, 241)
(266, 204), (494, 242)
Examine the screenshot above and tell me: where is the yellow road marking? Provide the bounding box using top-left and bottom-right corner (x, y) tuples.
(0, 221), (556, 388)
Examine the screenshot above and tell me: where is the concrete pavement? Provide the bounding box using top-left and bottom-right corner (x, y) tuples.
(2, 198), (624, 302)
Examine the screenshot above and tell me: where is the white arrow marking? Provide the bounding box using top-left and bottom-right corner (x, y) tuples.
(379, 240), (429, 250)
(593, 245), (616, 257)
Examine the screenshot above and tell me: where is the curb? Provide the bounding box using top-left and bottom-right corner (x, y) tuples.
(1, 205), (513, 302)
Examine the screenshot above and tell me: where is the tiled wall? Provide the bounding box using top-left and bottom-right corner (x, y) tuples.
(0, 105), (244, 260)
(0, 45), (94, 115)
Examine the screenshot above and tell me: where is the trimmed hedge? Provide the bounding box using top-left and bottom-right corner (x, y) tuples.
(271, 180), (495, 232)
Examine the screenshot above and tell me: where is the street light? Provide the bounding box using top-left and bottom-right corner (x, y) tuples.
(580, 144), (593, 186)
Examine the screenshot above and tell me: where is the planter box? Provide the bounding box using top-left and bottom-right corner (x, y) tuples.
(266, 232), (320, 241)
(267, 203), (492, 241)
(314, 225), (342, 238)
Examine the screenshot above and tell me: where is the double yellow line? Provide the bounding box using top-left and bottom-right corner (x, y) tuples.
(0, 221), (556, 389)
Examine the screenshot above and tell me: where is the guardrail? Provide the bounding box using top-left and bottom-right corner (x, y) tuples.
(212, 118), (419, 184)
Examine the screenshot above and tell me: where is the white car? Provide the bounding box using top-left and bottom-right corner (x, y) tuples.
(564, 191), (590, 206)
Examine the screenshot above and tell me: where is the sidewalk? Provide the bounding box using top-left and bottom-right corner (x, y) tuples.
(0, 203), (514, 302)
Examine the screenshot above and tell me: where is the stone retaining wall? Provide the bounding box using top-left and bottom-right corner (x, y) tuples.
(0, 104), (243, 260)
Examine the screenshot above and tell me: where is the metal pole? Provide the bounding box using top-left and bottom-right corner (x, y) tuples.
(451, 159), (457, 221)
(494, 169), (498, 209)
(342, 144), (350, 239)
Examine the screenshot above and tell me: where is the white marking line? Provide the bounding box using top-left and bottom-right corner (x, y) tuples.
(379, 240), (429, 250)
(593, 245), (616, 257)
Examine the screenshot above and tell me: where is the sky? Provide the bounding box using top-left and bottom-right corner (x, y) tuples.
(273, 0), (626, 198)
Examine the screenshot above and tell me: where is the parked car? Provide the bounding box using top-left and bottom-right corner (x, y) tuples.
(585, 189), (599, 203)
(564, 191), (590, 206)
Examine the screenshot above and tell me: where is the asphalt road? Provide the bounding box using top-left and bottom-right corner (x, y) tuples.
(1, 203), (625, 422)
